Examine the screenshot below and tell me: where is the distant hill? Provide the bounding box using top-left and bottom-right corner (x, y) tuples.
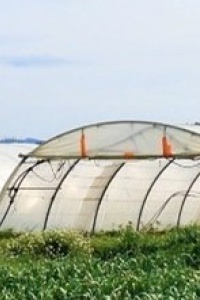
(0, 138), (43, 145)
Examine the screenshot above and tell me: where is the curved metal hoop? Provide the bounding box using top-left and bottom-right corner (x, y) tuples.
(177, 171), (200, 227)
(43, 159), (80, 230)
(136, 158), (175, 231)
(91, 162), (125, 234)
(0, 159), (46, 227)
(144, 191), (185, 228)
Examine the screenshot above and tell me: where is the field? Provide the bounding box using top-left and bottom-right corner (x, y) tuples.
(0, 225), (200, 299)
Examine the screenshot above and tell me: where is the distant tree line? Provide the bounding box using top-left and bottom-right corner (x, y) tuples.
(0, 137), (43, 144)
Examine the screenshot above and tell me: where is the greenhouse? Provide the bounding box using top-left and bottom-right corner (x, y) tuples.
(1, 120), (200, 232)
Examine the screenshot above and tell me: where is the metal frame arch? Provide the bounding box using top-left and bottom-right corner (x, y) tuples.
(30, 120), (200, 151)
(177, 171), (200, 227)
(91, 162), (125, 234)
(43, 159), (80, 230)
(145, 191), (186, 228)
(136, 158), (175, 231)
(28, 120), (200, 159)
(0, 156), (26, 203)
(0, 158), (46, 227)
(0, 156), (27, 226)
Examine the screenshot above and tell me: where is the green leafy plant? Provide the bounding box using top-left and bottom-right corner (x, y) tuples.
(6, 230), (91, 257)
(0, 226), (199, 299)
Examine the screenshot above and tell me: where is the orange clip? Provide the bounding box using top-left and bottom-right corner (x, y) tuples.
(162, 136), (173, 157)
(80, 132), (87, 157)
(124, 151), (135, 159)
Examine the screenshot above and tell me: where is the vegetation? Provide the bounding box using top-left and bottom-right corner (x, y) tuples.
(0, 225), (200, 299)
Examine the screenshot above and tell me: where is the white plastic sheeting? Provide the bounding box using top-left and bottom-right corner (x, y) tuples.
(1, 121), (200, 232)
(0, 158), (200, 232)
(28, 121), (200, 159)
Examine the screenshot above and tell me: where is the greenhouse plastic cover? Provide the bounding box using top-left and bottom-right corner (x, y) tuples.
(28, 121), (200, 159)
(1, 121), (200, 232)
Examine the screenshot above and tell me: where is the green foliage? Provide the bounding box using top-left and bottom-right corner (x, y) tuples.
(91, 225), (166, 258)
(0, 228), (21, 239)
(5, 230), (91, 257)
(0, 225), (199, 299)
(165, 225), (200, 247)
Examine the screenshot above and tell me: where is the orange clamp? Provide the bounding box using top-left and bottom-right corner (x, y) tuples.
(80, 132), (87, 157)
(124, 151), (135, 159)
(162, 136), (173, 157)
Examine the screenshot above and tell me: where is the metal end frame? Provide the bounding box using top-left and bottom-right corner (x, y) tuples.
(0, 159), (46, 227)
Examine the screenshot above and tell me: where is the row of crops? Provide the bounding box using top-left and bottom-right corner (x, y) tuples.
(0, 226), (200, 299)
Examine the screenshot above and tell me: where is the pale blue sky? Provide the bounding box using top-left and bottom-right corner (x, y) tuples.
(1, 0), (200, 138)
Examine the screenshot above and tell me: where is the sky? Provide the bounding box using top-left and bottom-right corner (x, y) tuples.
(1, 0), (200, 139)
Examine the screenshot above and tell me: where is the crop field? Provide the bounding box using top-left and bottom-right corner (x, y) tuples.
(0, 225), (200, 299)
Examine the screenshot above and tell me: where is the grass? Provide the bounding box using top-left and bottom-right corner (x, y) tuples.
(0, 225), (200, 299)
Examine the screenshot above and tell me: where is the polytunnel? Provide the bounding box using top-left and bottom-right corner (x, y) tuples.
(1, 121), (200, 232)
